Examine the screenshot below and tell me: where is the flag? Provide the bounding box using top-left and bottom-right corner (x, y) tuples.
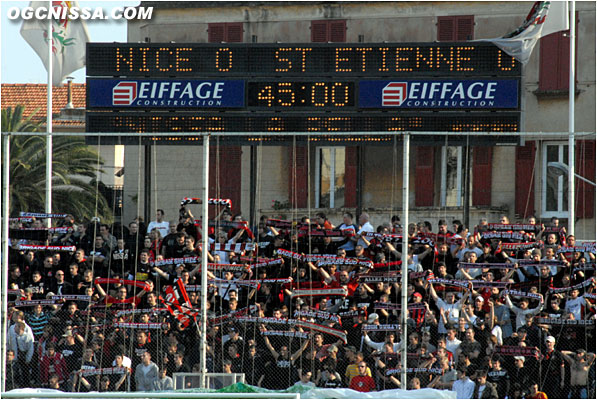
(20, 1), (90, 86)
(162, 278), (199, 329)
(483, 1), (568, 64)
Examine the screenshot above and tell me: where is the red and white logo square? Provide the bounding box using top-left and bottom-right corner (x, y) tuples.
(112, 81), (137, 105)
(382, 82), (407, 106)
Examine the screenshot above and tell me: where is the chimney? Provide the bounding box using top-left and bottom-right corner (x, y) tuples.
(65, 76), (74, 109)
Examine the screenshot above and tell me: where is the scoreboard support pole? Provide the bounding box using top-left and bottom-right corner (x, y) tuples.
(144, 145), (152, 228)
(400, 133), (410, 390)
(200, 135), (210, 389)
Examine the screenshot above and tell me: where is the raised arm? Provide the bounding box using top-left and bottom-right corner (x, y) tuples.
(290, 338), (311, 362)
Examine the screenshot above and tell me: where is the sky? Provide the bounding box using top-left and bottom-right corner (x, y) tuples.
(1, 0), (140, 84)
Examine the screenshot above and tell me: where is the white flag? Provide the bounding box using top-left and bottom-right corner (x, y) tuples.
(484, 1), (569, 64)
(20, 1), (90, 86)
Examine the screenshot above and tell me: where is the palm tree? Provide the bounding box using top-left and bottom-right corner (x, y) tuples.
(2, 105), (113, 222)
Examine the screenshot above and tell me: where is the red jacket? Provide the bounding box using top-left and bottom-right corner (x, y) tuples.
(39, 352), (68, 383)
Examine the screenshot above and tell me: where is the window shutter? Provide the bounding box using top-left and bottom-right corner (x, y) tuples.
(437, 17), (455, 41)
(539, 14), (578, 92)
(515, 142), (536, 218)
(344, 147), (358, 207)
(209, 146), (243, 215)
(415, 146), (435, 206)
(226, 23), (244, 42)
(437, 16), (474, 41)
(575, 140), (596, 218)
(329, 20), (347, 42)
(472, 147), (492, 206)
(289, 146), (309, 208)
(538, 33), (563, 91)
(311, 21), (329, 42)
(208, 23), (225, 43)
(456, 16), (474, 40)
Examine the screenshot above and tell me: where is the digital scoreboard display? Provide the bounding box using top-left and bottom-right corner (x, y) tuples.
(86, 42), (521, 139)
(86, 112), (520, 133)
(87, 42), (521, 77)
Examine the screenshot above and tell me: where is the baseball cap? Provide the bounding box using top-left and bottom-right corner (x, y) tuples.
(413, 292), (422, 298)
(367, 313), (379, 323)
(475, 296), (485, 302)
(546, 336), (556, 343)
(514, 356), (525, 361)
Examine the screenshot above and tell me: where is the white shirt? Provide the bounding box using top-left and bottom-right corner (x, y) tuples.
(147, 221), (170, 238)
(565, 297), (584, 320)
(452, 377), (475, 399)
(357, 222), (374, 248)
(446, 338), (462, 355)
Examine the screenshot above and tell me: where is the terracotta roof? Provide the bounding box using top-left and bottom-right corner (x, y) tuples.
(1, 83), (86, 127)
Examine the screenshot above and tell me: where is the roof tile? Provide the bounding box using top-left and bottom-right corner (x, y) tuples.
(1, 83), (86, 128)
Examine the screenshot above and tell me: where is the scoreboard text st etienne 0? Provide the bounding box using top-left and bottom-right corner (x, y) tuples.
(86, 42), (521, 136)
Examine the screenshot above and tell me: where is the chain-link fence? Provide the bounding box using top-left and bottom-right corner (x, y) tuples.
(3, 133), (596, 397)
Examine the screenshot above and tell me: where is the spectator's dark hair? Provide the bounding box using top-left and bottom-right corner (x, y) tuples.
(391, 215), (400, 223)
(438, 219), (447, 226)
(157, 209), (165, 215)
(316, 212), (326, 219)
(344, 212), (354, 220)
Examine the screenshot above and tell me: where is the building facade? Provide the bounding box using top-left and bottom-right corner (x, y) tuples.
(118, 1), (595, 238)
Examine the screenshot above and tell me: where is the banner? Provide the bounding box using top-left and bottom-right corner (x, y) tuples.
(458, 262), (513, 270)
(17, 244), (75, 251)
(290, 288), (348, 298)
(428, 278), (469, 289)
(535, 317), (595, 327)
(557, 243), (596, 254)
(211, 243), (255, 252)
(95, 278), (151, 291)
(362, 324), (400, 331)
(486, 223), (542, 232)
(294, 309), (341, 323)
(78, 367), (128, 377)
(504, 290), (542, 301)
(181, 197), (232, 208)
(14, 299), (57, 306)
(113, 322), (166, 329)
(50, 294), (91, 301)
(208, 305), (258, 326)
(116, 308), (168, 317)
(386, 368), (443, 376)
(19, 212), (69, 218)
(261, 330), (310, 339)
(549, 278), (594, 294)
(494, 345), (539, 357)
(374, 302), (426, 311)
(500, 242), (543, 251)
(480, 231), (530, 240)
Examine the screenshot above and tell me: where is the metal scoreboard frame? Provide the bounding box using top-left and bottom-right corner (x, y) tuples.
(85, 42), (521, 142)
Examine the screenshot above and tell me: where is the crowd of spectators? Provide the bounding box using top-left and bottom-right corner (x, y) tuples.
(5, 207), (596, 398)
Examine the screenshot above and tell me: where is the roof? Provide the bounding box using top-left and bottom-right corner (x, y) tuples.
(1, 83), (86, 128)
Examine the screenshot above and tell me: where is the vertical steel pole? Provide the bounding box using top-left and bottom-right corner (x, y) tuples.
(200, 135), (210, 388)
(400, 133), (410, 390)
(46, 11), (53, 227)
(568, 1), (575, 236)
(1, 134), (11, 392)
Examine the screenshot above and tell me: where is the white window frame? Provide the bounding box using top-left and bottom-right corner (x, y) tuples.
(315, 147), (344, 209)
(541, 141), (569, 219)
(440, 145), (463, 207)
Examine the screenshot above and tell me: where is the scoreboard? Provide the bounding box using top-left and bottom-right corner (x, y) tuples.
(86, 42), (521, 142)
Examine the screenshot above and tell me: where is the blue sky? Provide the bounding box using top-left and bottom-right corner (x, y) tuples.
(1, 1), (139, 84)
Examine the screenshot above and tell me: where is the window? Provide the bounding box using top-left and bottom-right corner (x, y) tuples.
(311, 20), (346, 42)
(542, 142), (569, 218)
(315, 148), (345, 208)
(440, 146), (464, 207)
(208, 23), (244, 43)
(538, 14), (577, 93)
(437, 15), (474, 41)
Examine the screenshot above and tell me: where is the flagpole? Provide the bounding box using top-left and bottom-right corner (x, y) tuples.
(46, 2), (53, 228)
(1, 134), (11, 393)
(568, 1), (575, 236)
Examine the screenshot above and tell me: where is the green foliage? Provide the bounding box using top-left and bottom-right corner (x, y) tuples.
(2, 105), (113, 223)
